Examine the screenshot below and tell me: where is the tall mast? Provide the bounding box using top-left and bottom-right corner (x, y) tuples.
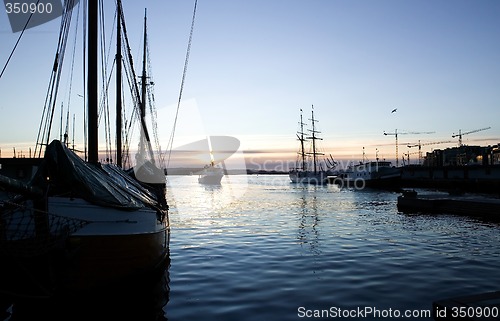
(141, 9), (147, 120)
(306, 105), (323, 174)
(138, 8), (148, 161)
(87, 0), (98, 163)
(298, 109), (306, 171)
(116, 0), (123, 167)
(138, 8), (155, 164)
(310, 107), (317, 174)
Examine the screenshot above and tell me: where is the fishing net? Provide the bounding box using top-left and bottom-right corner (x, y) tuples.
(0, 200), (89, 258)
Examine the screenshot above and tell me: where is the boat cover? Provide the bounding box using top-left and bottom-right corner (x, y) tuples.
(30, 140), (163, 210)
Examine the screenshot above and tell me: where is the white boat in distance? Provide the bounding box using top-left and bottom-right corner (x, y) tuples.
(198, 161), (224, 185)
(289, 106), (337, 185)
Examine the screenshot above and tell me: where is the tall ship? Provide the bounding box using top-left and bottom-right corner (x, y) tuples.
(289, 106), (336, 185)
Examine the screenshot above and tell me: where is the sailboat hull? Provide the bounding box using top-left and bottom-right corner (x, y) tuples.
(198, 175), (223, 184)
(0, 196), (169, 298)
(197, 166), (224, 185)
(54, 197), (169, 291)
(65, 230), (169, 291)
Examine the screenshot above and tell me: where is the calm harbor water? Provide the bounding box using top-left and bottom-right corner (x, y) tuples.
(2, 174), (500, 320)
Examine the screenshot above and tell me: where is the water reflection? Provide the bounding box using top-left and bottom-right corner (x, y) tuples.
(1, 256), (171, 321)
(296, 187), (321, 255)
(167, 175), (247, 214)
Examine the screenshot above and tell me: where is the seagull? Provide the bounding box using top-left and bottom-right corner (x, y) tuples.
(391, 108), (397, 113)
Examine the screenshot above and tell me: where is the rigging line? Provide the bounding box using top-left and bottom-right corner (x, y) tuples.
(35, 0), (75, 155)
(102, 3), (119, 161)
(35, 2), (67, 156)
(44, 3), (75, 149)
(122, 47), (140, 156)
(121, 53), (139, 147)
(63, 0), (82, 146)
(0, 0), (41, 80)
(34, 61), (58, 157)
(118, 4), (155, 164)
(100, 61), (116, 160)
(118, 0), (145, 136)
(82, 0), (87, 161)
(98, 0), (113, 160)
(145, 41), (162, 164)
(166, 0), (198, 170)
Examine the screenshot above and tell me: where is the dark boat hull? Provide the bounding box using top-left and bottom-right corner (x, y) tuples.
(0, 229), (169, 299)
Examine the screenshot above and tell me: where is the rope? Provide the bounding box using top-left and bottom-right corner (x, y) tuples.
(145, 33), (163, 166)
(0, 0), (41, 80)
(165, 0), (198, 169)
(34, 0), (77, 157)
(62, 0), (82, 147)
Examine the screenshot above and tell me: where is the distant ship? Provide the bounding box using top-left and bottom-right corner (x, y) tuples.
(198, 161), (224, 185)
(289, 106), (337, 185)
(334, 160), (401, 188)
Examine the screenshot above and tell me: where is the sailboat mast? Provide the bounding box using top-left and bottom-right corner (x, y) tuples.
(72, 113), (75, 151)
(310, 106), (317, 174)
(59, 103), (63, 141)
(140, 9), (147, 119)
(131, 8), (157, 165)
(116, 1), (123, 168)
(137, 8), (151, 161)
(299, 109), (306, 171)
(87, 0), (98, 163)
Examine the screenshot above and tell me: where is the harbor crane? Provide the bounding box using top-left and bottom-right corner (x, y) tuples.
(452, 127), (491, 147)
(402, 151), (419, 166)
(407, 140), (454, 165)
(383, 129), (435, 167)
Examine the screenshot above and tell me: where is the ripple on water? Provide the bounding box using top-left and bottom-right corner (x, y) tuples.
(165, 176), (500, 321)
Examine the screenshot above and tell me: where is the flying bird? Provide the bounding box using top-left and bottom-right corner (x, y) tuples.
(391, 108), (397, 113)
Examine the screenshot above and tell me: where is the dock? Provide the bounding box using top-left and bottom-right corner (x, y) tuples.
(397, 190), (500, 221)
(433, 291), (500, 320)
(400, 165), (500, 195)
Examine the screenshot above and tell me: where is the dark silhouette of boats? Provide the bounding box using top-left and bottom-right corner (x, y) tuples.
(0, 0), (170, 299)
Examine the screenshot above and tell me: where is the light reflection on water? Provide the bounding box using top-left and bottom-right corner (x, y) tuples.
(3, 175), (500, 320)
(165, 175), (500, 321)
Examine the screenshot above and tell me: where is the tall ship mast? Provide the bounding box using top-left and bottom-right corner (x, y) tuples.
(289, 105), (335, 184)
(306, 105), (324, 175)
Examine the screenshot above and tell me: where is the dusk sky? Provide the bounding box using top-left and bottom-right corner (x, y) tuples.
(1, 0), (499, 169)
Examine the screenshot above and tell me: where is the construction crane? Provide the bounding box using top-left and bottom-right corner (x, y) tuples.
(407, 140), (454, 165)
(383, 129), (435, 167)
(452, 127), (491, 147)
(402, 151), (419, 166)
